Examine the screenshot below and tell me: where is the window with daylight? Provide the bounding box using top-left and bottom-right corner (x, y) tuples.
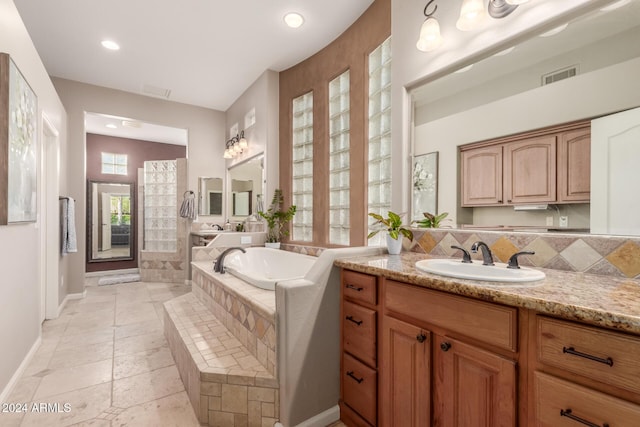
(101, 152), (128, 175)
(368, 37), (392, 246)
(110, 195), (131, 225)
(329, 70), (351, 245)
(292, 91), (314, 242)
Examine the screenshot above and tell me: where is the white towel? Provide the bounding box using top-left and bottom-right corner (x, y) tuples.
(61, 198), (78, 254)
(180, 194), (196, 220)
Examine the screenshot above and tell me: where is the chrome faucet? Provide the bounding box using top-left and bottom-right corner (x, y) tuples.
(213, 247), (246, 274)
(470, 241), (495, 266)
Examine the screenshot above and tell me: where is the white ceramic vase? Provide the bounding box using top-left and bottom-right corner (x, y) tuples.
(265, 242), (281, 249)
(386, 234), (403, 255)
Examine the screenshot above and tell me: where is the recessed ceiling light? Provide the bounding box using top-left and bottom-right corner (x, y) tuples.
(540, 23), (568, 37)
(101, 40), (120, 51)
(601, 0), (631, 12)
(105, 124), (117, 129)
(284, 12), (305, 29)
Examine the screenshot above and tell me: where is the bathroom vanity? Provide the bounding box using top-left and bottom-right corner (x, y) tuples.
(336, 253), (640, 427)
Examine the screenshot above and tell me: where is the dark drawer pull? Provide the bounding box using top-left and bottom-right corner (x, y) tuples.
(346, 315), (363, 326)
(346, 371), (364, 384)
(563, 347), (613, 367)
(560, 409), (609, 427)
(345, 284), (364, 291)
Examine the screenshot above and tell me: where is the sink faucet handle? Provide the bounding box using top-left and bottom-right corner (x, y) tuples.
(507, 251), (535, 269)
(450, 246), (472, 263)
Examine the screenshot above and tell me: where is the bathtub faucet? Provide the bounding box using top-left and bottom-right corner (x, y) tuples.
(213, 247), (246, 274)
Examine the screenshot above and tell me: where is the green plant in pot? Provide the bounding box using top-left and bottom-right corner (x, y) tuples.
(367, 211), (414, 255)
(413, 211), (450, 228)
(258, 189), (296, 248)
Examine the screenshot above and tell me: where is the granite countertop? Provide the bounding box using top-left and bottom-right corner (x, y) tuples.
(335, 252), (640, 335)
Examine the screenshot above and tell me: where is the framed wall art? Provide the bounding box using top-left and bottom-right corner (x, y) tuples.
(411, 151), (438, 221)
(0, 53), (38, 224)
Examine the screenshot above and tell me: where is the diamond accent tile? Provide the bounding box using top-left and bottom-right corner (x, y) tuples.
(561, 240), (602, 272)
(417, 232), (438, 253)
(490, 237), (519, 263)
(606, 241), (640, 278)
(523, 238), (558, 267)
(585, 259), (626, 278)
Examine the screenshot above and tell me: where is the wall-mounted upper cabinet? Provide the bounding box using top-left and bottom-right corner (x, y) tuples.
(460, 121), (590, 207)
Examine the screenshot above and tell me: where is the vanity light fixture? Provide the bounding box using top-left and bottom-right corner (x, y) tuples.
(284, 12), (305, 29)
(418, 0), (524, 52)
(416, 0), (443, 52)
(457, 0), (487, 31)
(224, 130), (248, 159)
(101, 40), (120, 51)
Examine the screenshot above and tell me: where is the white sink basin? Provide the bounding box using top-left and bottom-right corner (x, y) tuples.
(415, 259), (545, 283)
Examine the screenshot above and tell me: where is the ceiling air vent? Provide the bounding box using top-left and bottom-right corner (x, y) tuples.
(541, 65), (579, 86)
(141, 84), (172, 99)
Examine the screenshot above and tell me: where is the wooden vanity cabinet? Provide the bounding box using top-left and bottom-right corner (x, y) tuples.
(531, 315), (640, 426)
(340, 270), (380, 426)
(460, 121), (591, 207)
(381, 279), (518, 427)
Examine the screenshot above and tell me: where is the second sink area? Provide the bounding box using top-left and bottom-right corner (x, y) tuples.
(415, 258), (546, 283)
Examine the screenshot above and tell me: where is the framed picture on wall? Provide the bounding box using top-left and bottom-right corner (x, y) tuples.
(0, 52), (38, 224)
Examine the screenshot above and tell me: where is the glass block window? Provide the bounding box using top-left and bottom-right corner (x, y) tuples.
(292, 91), (314, 242)
(329, 70), (350, 245)
(101, 152), (127, 175)
(368, 37), (392, 246)
(144, 160), (177, 252)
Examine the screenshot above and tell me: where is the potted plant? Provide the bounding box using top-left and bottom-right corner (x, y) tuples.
(367, 211), (414, 255)
(413, 211), (450, 228)
(258, 189), (297, 249)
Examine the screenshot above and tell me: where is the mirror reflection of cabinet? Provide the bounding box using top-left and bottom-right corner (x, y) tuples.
(87, 181), (134, 262)
(198, 177), (222, 216)
(227, 153), (264, 218)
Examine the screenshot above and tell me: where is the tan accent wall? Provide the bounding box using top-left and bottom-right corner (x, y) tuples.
(279, 0), (390, 248)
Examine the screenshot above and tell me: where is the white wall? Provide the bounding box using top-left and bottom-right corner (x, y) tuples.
(0, 0), (67, 399)
(413, 57), (640, 226)
(390, 0), (615, 214)
(224, 70), (279, 215)
(51, 78), (226, 294)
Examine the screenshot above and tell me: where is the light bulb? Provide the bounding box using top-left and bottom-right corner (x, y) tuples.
(457, 0), (486, 31)
(239, 137), (248, 149)
(416, 18), (443, 52)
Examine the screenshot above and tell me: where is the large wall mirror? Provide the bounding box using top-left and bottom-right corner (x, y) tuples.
(411, 2), (640, 236)
(87, 181), (134, 262)
(198, 177), (223, 216)
(227, 153), (264, 218)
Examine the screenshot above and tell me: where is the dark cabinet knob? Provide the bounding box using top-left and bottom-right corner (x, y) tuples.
(416, 333), (427, 343)
(440, 342), (451, 352)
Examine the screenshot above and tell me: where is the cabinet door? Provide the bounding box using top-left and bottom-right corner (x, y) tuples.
(381, 316), (431, 427)
(504, 136), (557, 204)
(434, 335), (516, 427)
(557, 127), (590, 202)
(461, 145), (503, 206)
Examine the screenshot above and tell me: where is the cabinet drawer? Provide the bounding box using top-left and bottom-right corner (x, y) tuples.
(535, 372), (640, 427)
(343, 270), (377, 306)
(343, 353), (377, 426)
(385, 280), (517, 352)
(343, 301), (377, 367)
(537, 316), (640, 394)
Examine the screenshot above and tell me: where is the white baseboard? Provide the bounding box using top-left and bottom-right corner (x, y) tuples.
(85, 268), (139, 278)
(0, 335), (42, 404)
(57, 290), (87, 317)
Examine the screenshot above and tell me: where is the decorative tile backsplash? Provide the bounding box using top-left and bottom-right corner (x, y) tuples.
(410, 229), (640, 279)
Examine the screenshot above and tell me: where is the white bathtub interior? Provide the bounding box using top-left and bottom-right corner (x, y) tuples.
(224, 247), (316, 291)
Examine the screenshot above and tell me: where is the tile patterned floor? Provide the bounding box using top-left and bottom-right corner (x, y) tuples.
(0, 281), (200, 427)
